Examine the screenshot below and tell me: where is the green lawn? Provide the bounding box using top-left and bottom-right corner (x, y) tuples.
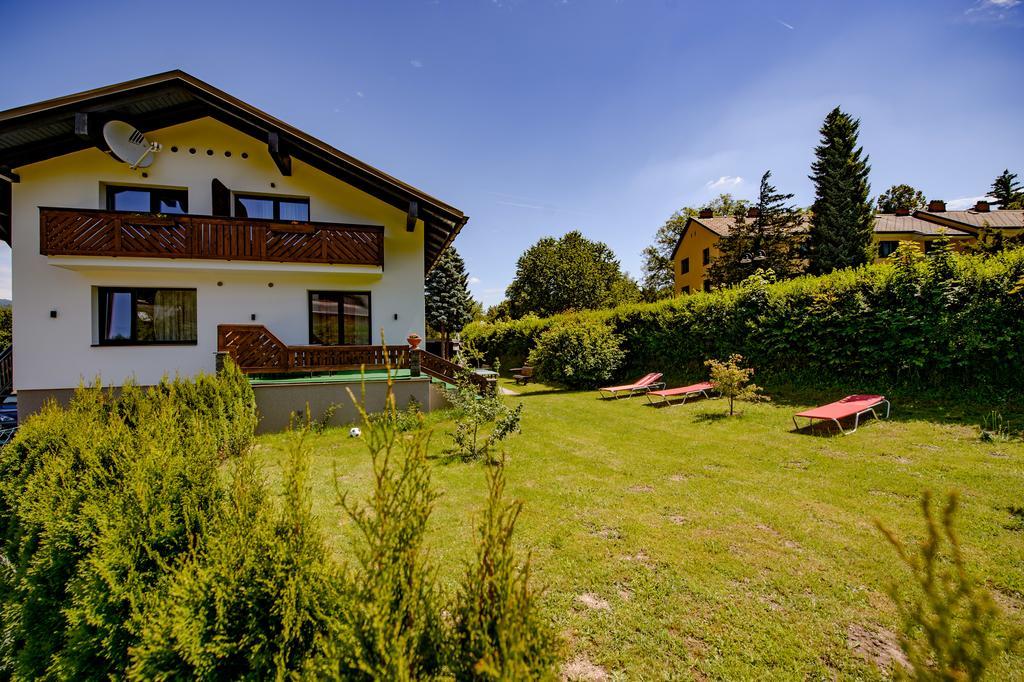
(253, 380), (1024, 680)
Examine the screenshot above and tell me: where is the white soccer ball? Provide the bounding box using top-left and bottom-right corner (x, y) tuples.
(349, 427), (362, 438)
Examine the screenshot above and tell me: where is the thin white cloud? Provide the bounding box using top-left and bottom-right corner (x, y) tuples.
(469, 276), (481, 284)
(410, 59), (423, 68)
(705, 175), (743, 190)
(946, 195), (995, 210)
(776, 19), (795, 30)
(355, 91), (365, 98)
(965, 0), (1021, 20)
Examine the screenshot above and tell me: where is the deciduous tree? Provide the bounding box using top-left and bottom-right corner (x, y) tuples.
(505, 230), (639, 318)
(877, 184), (927, 213)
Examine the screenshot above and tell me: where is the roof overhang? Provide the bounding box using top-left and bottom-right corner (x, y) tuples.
(0, 70), (468, 270)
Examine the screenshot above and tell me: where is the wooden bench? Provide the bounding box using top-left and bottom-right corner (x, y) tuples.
(511, 366), (534, 385)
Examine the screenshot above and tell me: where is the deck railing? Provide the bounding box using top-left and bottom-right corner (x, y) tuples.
(217, 324), (491, 392)
(40, 207), (384, 266)
(217, 325), (407, 373)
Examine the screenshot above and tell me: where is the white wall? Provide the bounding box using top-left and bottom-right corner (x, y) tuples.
(11, 117), (427, 391)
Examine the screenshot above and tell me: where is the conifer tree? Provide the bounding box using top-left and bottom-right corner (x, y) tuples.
(707, 171), (803, 287)
(808, 107), (873, 273)
(990, 169), (1023, 209)
(425, 247), (475, 357)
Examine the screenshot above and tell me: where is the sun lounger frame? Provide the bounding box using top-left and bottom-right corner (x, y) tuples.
(792, 396), (890, 435)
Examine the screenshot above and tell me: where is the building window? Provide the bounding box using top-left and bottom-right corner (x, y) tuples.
(878, 240), (899, 258)
(924, 240), (942, 254)
(106, 186), (188, 214)
(703, 280), (712, 292)
(680, 257), (690, 275)
(98, 287), (197, 345)
(702, 247), (710, 265)
(681, 286), (690, 295)
(235, 194), (310, 222)
(309, 292), (371, 345)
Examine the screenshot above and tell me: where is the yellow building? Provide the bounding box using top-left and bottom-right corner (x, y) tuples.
(671, 200), (1024, 295)
(669, 208), (807, 295)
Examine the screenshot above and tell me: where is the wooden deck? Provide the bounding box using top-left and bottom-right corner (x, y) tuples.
(39, 207), (384, 266)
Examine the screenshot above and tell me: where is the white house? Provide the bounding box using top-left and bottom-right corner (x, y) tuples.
(0, 71), (473, 430)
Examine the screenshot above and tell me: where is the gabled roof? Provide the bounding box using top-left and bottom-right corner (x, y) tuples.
(669, 214), (810, 261)
(915, 208), (1024, 232)
(0, 70), (467, 270)
(874, 213), (972, 237)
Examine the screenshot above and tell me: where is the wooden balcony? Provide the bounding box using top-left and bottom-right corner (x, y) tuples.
(40, 207), (384, 267)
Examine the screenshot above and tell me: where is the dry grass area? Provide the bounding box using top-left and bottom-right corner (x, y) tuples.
(255, 380), (1024, 680)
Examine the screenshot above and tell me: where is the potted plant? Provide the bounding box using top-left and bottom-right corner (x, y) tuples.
(406, 332), (422, 349)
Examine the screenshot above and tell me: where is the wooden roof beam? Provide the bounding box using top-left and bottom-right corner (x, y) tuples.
(267, 131), (291, 176)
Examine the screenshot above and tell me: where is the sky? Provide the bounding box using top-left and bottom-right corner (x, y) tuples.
(1, 0), (1023, 304)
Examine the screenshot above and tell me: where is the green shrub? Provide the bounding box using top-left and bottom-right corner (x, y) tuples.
(876, 491), (1022, 680)
(129, 432), (339, 679)
(705, 354), (765, 416)
(443, 377), (523, 463)
(332, 388), (446, 680)
(526, 319), (625, 389)
(464, 248), (1024, 393)
(448, 457), (557, 679)
(0, 365), (257, 679)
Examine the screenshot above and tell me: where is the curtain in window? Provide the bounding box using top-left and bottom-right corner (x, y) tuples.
(154, 290), (197, 342)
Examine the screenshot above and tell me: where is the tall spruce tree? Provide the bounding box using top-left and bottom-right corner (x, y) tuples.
(707, 171), (803, 287)
(990, 169), (1023, 209)
(425, 247), (475, 357)
(808, 107), (873, 273)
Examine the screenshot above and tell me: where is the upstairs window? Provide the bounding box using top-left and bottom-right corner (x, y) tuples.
(680, 257), (690, 275)
(681, 286), (690, 295)
(98, 287), (197, 345)
(107, 186), (188, 214)
(235, 194), (310, 222)
(702, 247), (710, 265)
(878, 240), (899, 258)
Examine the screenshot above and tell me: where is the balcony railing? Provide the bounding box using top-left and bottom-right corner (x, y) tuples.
(40, 207), (384, 267)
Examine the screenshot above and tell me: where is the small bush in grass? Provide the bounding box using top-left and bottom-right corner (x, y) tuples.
(527, 319), (624, 389)
(448, 456), (557, 679)
(332, 384), (446, 679)
(980, 410), (1014, 443)
(443, 377), (523, 463)
(876, 491), (1022, 680)
(705, 354), (765, 416)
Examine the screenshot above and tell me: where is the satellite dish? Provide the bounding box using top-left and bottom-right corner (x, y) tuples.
(103, 120), (162, 169)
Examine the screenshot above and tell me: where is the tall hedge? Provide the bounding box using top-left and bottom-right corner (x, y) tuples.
(463, 247), (1024, 394)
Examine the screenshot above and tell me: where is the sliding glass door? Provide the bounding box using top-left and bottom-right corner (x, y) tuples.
(309, 292), (371, 345)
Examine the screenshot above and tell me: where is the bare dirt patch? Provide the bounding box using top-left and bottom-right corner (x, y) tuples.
(589, 525), (622, 540)
(847, 623), (908, 674)
(627, 484), (654, 493)
(666, 514), (687, 525)
(577, 593), (611, 611)
(562, 655), (609, 681)
(992, 585), (1024, 613)
(620, 549), (652, 567)
(668, 473), (692, 482)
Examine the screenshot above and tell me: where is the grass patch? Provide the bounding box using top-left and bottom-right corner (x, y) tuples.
(252, 380), (1024, 679)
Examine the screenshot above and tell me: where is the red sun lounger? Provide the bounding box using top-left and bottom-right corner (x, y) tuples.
(598, 373), (665, 399)
(646, 381), (717, 406)
(793, 395), (890, 435)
